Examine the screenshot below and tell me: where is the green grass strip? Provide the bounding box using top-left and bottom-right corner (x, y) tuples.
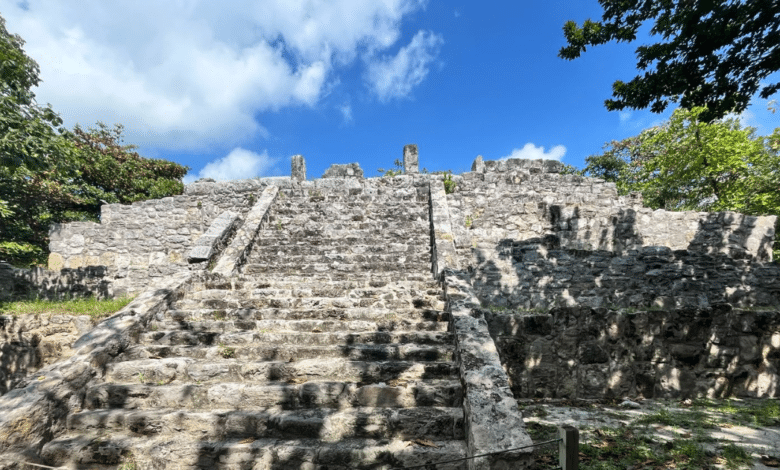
(0, 296), (134, 323)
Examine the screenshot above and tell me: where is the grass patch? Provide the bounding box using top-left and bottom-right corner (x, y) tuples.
(695, 398), (780, 427)
(218, 343), (236, 359)
(574, 427), (712, 470)
(0, 296), (133, 323)
(529, 400), (766, 469)
(725, 400), (780, 427)
(635, 408), (716, 429)
(720, 443), (753, 469)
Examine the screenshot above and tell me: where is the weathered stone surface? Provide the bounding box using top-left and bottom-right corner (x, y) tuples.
(212, 186), (278, 276)
(0, 272), (190, 460)
(0, 314), (93, 395)
(291, 154), (306, 181)
(186, 210), (238, 262)
(39, 156), (777, 301)
(322, 162), (364, 178)
(486, 306), (780, 399)
(4, 154), (780, 469)
(0, 263), (110, 301)
(429, 179), (459, 278)
(471, 155), (484, 173)
(403, 144), (419, 174)
(443, 269), (533, 469)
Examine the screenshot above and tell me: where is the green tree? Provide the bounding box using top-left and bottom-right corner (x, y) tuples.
(560, 0), (780, 122)
(583, 107), (780, 257)
(0, 13), (76, 264)
(70, 122), (188, 209)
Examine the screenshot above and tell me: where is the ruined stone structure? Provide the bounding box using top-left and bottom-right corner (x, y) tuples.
(0, 152), (778, 469)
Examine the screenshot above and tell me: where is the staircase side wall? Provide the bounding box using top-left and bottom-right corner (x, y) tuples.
(46, 180), (270, 296)
(448, 160), (779, 309)
(449, 163), (775, 265)
(485, 306), (780, 399)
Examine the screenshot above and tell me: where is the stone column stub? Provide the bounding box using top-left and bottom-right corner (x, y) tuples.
(291, 155), (306, 181)
(403, 144), (419, 174)
(471, 155), (485, 173)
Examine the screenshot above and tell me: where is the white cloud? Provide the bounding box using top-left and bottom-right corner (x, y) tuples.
(501, 143), (566, 161)
(0, 0), (433, 150)
(619, 111), (633, 123)
(338, 103), (353, 123)
(365, 30), (443, 102)
(183, 148), (276, 183)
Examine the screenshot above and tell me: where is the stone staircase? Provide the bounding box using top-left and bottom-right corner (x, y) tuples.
(40, 185), (469, 469)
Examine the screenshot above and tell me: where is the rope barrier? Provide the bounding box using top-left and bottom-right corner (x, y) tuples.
(388, 438), (562, 469)
(21, 463), (67, 470)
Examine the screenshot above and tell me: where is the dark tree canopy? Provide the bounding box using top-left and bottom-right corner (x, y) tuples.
(560, 0), (780, 122)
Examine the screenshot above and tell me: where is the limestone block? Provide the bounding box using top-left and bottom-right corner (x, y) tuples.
(471, 155), (485, 173)
(403, 144), (419, 174)
(47, 253), (64, 271)
(322, 163), (364, 179)
(291, 154), (306, 181)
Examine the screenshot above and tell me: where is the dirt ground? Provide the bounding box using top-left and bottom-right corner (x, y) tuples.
(521, 398), (780, 469)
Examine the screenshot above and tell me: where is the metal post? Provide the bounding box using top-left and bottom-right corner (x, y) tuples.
(559, 426), (578, 470)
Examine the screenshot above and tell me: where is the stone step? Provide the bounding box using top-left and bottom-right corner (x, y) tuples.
(138, 328), (453, 348)
(85, 379), (463, 410)
(184, 286), (442, 302)
(264, 223), (429, 235)
(256, 227), (428, 240)
(234, 271), (434, 283)
(248, 251), (429, 264)
(166, 306), (448, 323)
(148, 318), (450, 334)
(105, 358), (458, 385)
(261, 225), (429, 236)
(65, 406), (465, 441)
(185, 277), (441, 292)
(275, 191), (426, 200)
(241, 262), (432, 276)
(270, 200), (427, 211)
(41, 435), (467, 470)
(119, 342), (456, 362)
(274, 191), (426, 201)
(267, 211), (429, 223)
(251, 242), (426, 256)
(172, 296), (445, 312)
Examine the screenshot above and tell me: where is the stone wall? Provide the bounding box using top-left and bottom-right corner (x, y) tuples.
(47, 179), (275, 296)
(36, 156), (780, 307)
(485, 305), (780, 399)
(472, 243), (780, 310)
(447, 159), (776, 265)
(45, 174), (434, 296)
(0, 314), (93, 395)
(446, 158), (779, 310)
(0, 262), (110, 301)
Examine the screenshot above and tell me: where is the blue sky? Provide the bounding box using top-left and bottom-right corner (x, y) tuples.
(3, 0), (779, 182)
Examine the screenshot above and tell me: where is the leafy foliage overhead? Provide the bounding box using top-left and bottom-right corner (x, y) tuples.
(560, 0), (780, 121)
(0, 15), (68, 171)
